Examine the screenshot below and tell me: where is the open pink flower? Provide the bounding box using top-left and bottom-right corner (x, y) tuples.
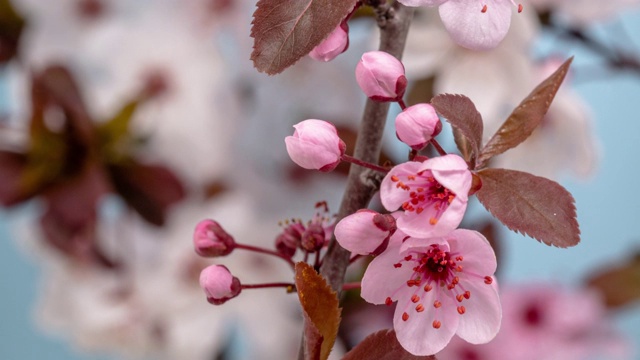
(285, 119), (346, 172)
(361, 228), (500, 355)
(398, 0), (522, 50)
(380, 154), (471, 238)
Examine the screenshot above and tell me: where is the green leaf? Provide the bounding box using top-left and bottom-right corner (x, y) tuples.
(98, 100), (139, 161)
(476, 168), (580, 248)
(476, 57), (573, 169)
(295, 262), (341, 360)
(250, 0), (356, 75)
(431, 94), (483, 167)
(343, 329), (436, 360)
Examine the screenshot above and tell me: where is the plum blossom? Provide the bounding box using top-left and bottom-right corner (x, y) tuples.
(398, 0), (523, 50)
(200, 265), (242, 305)
(355, 51), (407, 101)
(437, 283), (632, 360)
(380, 154), (472, 238)
(360, 228), (500, 355)
(395, 103), (443, 150)
(334, 209), (397, 255)
(309, 21), (349, 62)
(193, 219), (236, 257)
(285, 119), (346, 172)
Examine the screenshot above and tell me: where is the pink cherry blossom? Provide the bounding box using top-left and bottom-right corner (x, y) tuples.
(334, 209), (397, 255)
(355, 51), (407, 101)
(360, 228), (500, 355)
(395, 103), (443, 150)
(398, 0), (522, 50)
(309, 21), (349, 62)
(193, 219), (236, 257)
(199, 264), (242, 305)
(380, 154), (471, 238)
(438, 283), (631, 360)
(284, 119), (346, 172)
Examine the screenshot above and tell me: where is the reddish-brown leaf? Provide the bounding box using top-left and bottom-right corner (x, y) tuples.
(295, 262), (341, 360)
(587, 252), (640, 308)
(250, 0), (356, 75)
(108, 162), (185, 226)
(343, 329), (436, 360)
(476, 168), (580, 248)
(476, 57), (573, 169)
(431, 94), (483, 167)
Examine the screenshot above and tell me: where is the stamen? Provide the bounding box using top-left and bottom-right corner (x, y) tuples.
(429, 217), (438, 225)
(464, 291), (471, 299)
(416, 304), (425, 312)
(484, 276), (493, 285)
(391, 175), (399, 182)
(518, 3), (523, 12)
(424, 284), (433, 292)
(456, 294), (464, 302)
(434, 300), (442, 308)
(457, 306), (466, 315)
(411, 294), (420, 303)
(402, 312), (409, 321)
(385, 297), (393, 306)
(433, 320), (441, 329)
(481, 4), (488, 13)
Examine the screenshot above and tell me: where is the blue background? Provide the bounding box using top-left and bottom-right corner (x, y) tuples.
(1, 8), (640, 360)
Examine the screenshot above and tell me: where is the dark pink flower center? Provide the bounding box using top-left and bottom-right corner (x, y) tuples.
(386, 244), (493, 329)
(390, 172), (455, 225)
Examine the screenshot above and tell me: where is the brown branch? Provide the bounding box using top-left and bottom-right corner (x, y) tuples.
(319, 1), (415, 294)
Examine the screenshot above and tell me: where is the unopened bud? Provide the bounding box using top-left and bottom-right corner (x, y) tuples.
(309, 21), (349, 62)
(395, 103), (442, 150)
(193, 219), (236, 257)
(355, 51), (407, 102)
(335, 209), (396, 255)
(199, 265), (242, 305)
(285, 119), (346, 172)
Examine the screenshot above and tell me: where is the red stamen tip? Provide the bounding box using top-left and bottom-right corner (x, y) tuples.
(481, 4), (488, 13)
(457, 306), (466, 315)
(433, 320), (442, 329)
(402, 312), (409, 321)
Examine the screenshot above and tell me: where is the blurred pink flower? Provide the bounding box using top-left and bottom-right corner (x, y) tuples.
(360, 228), (500, 355)
(398, 0), (522, 50)
(380, 154), (471, 238)
(438, 283), (632, 360)
(199, 265), (242, 305)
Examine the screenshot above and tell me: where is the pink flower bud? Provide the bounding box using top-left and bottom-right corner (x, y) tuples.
(355, 51), (407, 102)
(309, 22), (349, 62)
(285, 119), (346, 172)
(395, 103), (442, 150)
(193, 219), (236, 257)
(199, 265), (241, 305)
(335, 209), (396, 255)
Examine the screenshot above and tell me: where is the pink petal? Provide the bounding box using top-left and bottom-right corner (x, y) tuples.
(447, 229), (497, 275)
(439, 0), (513, 51)
(394, 292), (460, 355)
(398, 0), (449, 6)
(380, 161), (423, 210)
(426, 154), (471, 201)
(360, 234), (413, 304)
(455, 278), (501, 344)
(395, 195), (466, 238)
(334, 210), (389, 255)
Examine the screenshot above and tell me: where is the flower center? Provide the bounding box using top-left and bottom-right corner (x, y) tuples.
(387, 244), (494, 329)
(391, 172), (456, 225)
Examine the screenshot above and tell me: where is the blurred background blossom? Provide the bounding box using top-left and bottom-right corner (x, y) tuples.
(0, 0), (639, 359)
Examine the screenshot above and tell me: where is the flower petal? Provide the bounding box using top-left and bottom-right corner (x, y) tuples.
(448, 229), (497, 275)
(455, 278), (501, 344)
(380, 161), (424, 211)
(394, 292), (460, 355)
(439, 0), (513, 51)
(360, 234), (413, 304)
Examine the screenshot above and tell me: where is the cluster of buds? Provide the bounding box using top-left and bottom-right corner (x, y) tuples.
(283, 51), (500, 356)
(193, 203), (336, 305)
